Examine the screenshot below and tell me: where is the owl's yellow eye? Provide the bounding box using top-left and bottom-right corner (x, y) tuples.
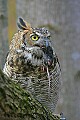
(31, 35), (39, 41)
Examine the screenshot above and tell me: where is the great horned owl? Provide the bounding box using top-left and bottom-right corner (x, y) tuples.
(3, 18), (61, 113)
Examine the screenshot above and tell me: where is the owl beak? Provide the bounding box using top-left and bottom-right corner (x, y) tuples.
(45, 38), (50, 48)
(39, 38), (50, 49)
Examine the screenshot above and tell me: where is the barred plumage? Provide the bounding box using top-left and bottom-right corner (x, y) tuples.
(3, 18), (61, 113)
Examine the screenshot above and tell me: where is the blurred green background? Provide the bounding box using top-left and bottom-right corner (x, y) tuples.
(0, 0), (80, 120)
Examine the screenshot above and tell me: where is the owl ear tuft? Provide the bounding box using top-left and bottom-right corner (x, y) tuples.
(17, 22), (26, 30)
(17, 17), (32, 33)
(19, 18), (27, 27)
(17, 17), (27, 30)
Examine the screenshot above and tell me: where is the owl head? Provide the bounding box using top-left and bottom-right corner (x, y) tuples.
(17, 17), (54, 66)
